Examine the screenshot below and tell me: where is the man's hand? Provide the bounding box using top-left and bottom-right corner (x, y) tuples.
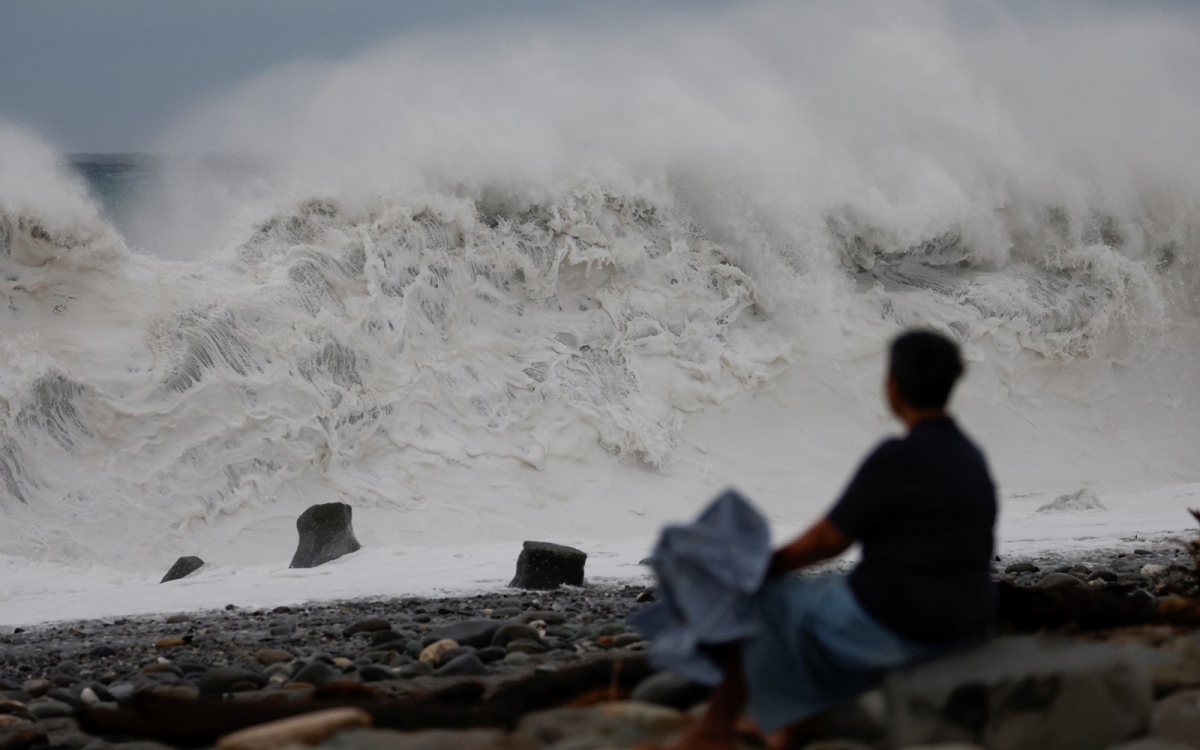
(767, 518), (852, 577)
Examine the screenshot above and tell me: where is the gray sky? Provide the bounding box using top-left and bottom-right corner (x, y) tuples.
(0, 0), (733, 153)
(1, 0), (1193, 154)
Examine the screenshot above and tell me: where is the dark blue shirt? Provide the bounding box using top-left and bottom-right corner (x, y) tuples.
(827, 417), (997, 644)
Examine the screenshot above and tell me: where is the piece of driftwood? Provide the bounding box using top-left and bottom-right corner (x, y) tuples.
(76, 655), (653, 747)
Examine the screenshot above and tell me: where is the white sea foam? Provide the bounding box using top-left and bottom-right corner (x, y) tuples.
(2, 1), (1200, 623)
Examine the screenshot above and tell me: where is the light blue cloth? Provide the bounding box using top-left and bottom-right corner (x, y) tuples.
(627, 490), (772, 685)
(629, 490), (963, 734)
(743, 574), (945, 732)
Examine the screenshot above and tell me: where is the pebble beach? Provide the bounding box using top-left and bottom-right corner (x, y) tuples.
(3, 542), (1200, 750)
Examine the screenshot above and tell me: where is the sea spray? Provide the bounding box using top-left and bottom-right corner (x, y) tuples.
(1, 1), (1199, 578)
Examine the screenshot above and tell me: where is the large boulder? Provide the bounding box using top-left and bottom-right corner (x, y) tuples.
(289, 502), (362, 569)
(429, 620), (502, 649)
(1149, 689), (1200, 747)
(630, 671), (711, 711)
(885, 636), (1161, 750)
(161, 556), (205, 583)
(509, 541), (586, 590)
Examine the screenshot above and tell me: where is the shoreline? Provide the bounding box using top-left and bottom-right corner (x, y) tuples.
(3, 539), (1191, 637)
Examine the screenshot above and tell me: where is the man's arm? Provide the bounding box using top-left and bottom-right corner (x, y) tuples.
(766, 518), (852, 577)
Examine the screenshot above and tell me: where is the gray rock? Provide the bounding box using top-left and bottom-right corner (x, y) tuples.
(630, 671), (710, 710)
(254, 648), (293, 666)
(1108, 739), (1195, 750)
(357, 665), (393, 682)
(1, 725), (48, 750)
(160, 556), (205, 583)
(515, 702), (689, 748)
(370, 630), (405, 647)
(1089, 570), (1120, 583)
(1004, 562), (1040, 574)
(1149, 689), (1200, 747)
(509, 542), (586, 590)
(1038, 572), (1084, 588)
(292, 661), (340, 686)
(21, 680), (50, 698)
(429, 620), (502, 649)
(434, 646), (477, 666)
(264, 664), (292, 680)
(150, 685), (199, 701)
(519, 610), (568, 625)
(323, 728), (523, 750)
(197, 667), (267, 697)
(435, 654), (488, 677)
(343, 618), (390, 637)
(885, 636), (1157, 750)
(492, 623), (540, 649)
(27, 698), (73, 719)
(506, 639), (547, 655)
(476, 647), (507, 664)
(397, 662), (433, 679)
(46, 688), (82, 707)
(288, 502), (362, 569)
(87, 646), (116, 659)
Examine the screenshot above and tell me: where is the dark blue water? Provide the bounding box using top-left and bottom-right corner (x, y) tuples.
(69, 154), (160, 247)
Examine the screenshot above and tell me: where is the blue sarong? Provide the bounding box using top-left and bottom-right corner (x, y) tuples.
(630, 490), (963, 733)
(743, 573), (944, 732)
(628, 490), (772, 685)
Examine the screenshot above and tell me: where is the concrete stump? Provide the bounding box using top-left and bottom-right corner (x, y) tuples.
(509, 541), (586, 590)
(289, 502), (362, 569)
(161, 556), (205, 583)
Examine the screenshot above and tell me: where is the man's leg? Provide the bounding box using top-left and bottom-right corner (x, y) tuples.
(665, 646), (747, 750)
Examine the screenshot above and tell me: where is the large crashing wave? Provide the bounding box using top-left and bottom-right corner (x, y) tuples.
(3, 1), (1200, 567)
(0, 152), (793, 563)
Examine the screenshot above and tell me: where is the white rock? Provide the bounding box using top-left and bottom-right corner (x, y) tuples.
(80, 687), (100, 706)
(885, 636), (1163, 750)
(419, 638), (459, 664)
(1142, 564), (1167, 576)
(217, 707), (371, 750)
(1149, 689), (1200, 747)
(1037, 488), (1106, 513)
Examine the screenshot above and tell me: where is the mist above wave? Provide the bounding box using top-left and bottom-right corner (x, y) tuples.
(1, 1), (1199, 568)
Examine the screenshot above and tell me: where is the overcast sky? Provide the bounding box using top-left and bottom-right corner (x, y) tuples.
(1, 0), (1195, 154)
(0, 0), (741, 153)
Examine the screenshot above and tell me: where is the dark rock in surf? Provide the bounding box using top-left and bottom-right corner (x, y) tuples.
(161, 556), (205, 583)
(509, 542), (587, 590)
(289, 502), (362, 569)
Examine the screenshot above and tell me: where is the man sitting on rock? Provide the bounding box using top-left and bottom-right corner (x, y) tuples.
(672, 329), (997, 749)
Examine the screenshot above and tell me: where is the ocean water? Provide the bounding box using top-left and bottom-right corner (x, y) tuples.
(2, 2), (1199, 624)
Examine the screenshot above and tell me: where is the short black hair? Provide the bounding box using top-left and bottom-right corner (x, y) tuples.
(888, 329), (964, 409)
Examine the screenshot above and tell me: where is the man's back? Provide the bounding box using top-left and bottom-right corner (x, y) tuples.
(828, 416), (996, 644)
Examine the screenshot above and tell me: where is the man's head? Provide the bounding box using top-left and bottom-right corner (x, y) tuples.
(887, 330), (964, 421)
